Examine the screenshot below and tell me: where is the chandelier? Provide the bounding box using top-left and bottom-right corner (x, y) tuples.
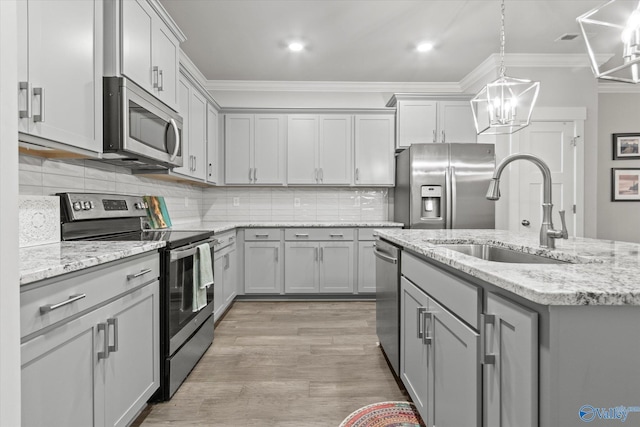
(578, 0), (640, 83)
(471, 0), (540, 135)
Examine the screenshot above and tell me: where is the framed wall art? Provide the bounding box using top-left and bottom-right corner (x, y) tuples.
(612, 168), (640, 201)
(613, 133), (640, 160)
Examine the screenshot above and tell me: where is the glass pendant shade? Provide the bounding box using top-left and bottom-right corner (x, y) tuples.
(471, 75), (540, 135)
(578, 0), (640, 83)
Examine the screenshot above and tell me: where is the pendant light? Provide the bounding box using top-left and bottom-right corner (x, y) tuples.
(470, 0), (540, 135)
(577, 0), (640, 83)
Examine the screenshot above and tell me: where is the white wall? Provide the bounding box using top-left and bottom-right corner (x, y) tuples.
(597, 93), (640, 243)
(0, 0), (21, 424)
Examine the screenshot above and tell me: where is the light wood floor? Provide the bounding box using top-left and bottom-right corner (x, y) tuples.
(138, 301), (408, 427)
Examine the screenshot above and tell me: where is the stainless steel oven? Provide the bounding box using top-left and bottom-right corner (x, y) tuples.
(103, 77), (183, 170)
(58, 192), (215, 401)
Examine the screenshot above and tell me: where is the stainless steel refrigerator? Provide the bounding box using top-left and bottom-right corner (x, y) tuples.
(394, 143), (496, 229)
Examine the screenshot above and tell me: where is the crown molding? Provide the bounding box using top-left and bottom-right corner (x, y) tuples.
(179, 50), (221, 109)
(204, 80), (463, 93)
(148, 0), (187, 42)
(598, 81), (640, 93)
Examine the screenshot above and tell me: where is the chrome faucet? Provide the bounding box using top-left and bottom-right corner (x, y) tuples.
(486, 153), (568, 249)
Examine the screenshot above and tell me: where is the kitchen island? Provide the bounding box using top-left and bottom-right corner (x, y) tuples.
(375, 228), (640, 427)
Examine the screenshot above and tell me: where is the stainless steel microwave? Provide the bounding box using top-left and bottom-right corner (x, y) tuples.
(103, 77), (183, 170)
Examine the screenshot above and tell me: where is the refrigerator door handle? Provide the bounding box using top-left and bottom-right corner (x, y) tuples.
(450, 166), (457, 229)
(445, 166), (453, 229)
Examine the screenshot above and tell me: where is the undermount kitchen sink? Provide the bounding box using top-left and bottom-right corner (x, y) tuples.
(437, 244), (570, 264)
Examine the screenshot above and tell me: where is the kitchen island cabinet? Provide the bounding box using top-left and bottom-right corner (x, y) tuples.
(377, 228), (640, 427)
(20, 251), (160, 427)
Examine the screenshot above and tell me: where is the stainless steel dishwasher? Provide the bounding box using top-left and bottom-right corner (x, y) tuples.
(374, 238), (401, 376)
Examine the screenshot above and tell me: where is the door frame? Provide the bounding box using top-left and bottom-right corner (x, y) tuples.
(502, 107), (586, 237)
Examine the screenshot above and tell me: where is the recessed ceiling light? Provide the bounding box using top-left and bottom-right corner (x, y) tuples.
(288, 42), (304, 52)
(416, 42), (433, 52)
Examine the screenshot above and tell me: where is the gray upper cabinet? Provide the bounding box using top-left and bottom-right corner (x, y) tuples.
(225, 114), (286, 185)
(173, 74), (207, 180)
(391, 95), (477, 150)
(354, 115), (395, 186)
(17, 0), (103, 154)
(115, 0), (183, 111)
(287, 115), (352, 185)
(484, 292), (538, 427)
(206, 104), (219, 184)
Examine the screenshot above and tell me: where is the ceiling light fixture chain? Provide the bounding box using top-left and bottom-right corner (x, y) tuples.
(469, 0), (540, 135)
(499, 0), (506, 78)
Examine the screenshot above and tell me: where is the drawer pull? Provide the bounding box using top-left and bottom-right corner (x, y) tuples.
(126, 268), (153, 280)
(39, 293), (86, 314)
(295, 233), (309, 238)
(254, 233), (269, 238)
(330, 233), (344, 237)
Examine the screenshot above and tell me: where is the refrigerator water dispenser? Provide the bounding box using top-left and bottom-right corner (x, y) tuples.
(421, 186), (442, 219)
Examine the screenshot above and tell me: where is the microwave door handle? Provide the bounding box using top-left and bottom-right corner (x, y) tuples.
(169, 118), (180, 162)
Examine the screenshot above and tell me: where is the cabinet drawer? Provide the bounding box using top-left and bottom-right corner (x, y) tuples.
(213, 230), (237, 251)
(402, 251), (479, 329)
(244, 228), (280, 241)
(284, 228), (354, 241)
(358, 228), (378, 241)
(21, 253), (160, 339)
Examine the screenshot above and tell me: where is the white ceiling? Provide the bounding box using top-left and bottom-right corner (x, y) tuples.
(158, 0), (615, 83)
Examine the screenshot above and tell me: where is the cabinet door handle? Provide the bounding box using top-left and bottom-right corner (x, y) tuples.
(320, 168), (324, 182)
(39, 293), (86, 314)
(355, 168), (359, 183)
(417, 307), (427, 339)
(158, 69), (164, 91)
(423, 311), (433, 345)
(107, 318), (119, 353)
(481, 313), (497, 365)
(193, 155), (197, 172)
(275, 247), (279, 262)
(320, 247), (324, 261)
(432, 129), (436, 143)
(249, 168), (253, 182)
(34, 87), (45, 122)
(225, 253), (229, 269)
(315, 247), (319, 261)
(314, 168), (318, 182)
(442, 130), (446, 143)
(209, 163), (213, 177)
(126, 268), (153, 280)
(19, 81), (32, 118)
(97, 322), (109, 360)
(152, 66), (159, 89)
(254, 168), (257, 182)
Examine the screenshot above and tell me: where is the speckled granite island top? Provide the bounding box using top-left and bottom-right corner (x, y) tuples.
(20, 241), (165, 286)
(375, 229), (640, 306)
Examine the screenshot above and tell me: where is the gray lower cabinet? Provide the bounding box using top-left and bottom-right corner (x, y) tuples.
(284, 241), (354, 293)
(244, 241), (282, 294)
(213, 232), (238, 321)
(21, 280), (159, 427)
(284, 242), (319, 293)
(484, 292), (538, 427)
(357, 240), (376, 293)
(400, 276), (480, 426)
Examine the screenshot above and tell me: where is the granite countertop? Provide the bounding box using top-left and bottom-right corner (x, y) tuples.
(375, 229), (640, 306)
(20, 241), (165, 286)
(170, 221), (404, 234)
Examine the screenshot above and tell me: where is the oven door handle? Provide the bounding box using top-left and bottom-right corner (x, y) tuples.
(169, 237), (217, 262)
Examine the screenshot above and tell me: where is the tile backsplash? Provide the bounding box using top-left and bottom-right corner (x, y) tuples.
(19, 155), (390, 224)
(202, 187), (388, 222)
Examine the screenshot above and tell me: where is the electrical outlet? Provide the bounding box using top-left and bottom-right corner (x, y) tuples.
(233, 197), (240, 207)
(294, 198), (301, 207)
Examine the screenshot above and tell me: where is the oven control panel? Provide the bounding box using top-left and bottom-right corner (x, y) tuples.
(59, 193), (148, 221)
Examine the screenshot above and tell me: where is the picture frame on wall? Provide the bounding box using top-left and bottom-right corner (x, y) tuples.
(612, 168), (640, 201)
(613, 133), (640, 160)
